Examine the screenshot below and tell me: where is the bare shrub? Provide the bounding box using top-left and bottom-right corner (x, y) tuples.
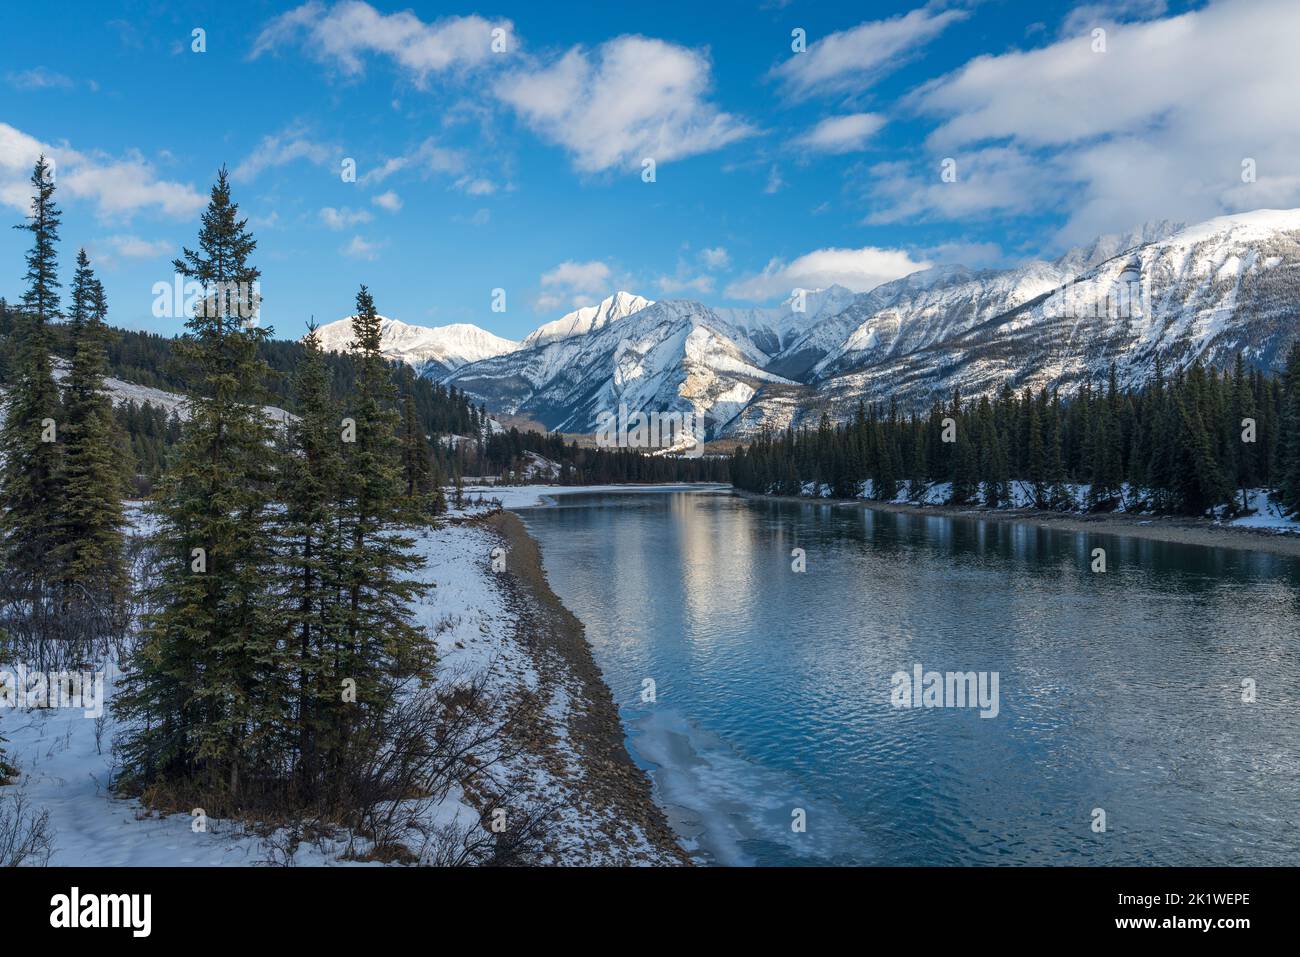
(336, 667), (552, 865)
(0, 789), (56, 867)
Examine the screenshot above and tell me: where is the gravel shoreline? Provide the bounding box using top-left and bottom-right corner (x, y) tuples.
(479, 510), (690, 865)
(736, 489), (1300, 558)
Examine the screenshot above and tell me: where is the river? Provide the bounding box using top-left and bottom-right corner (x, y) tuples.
(517, 489), (1300, 866)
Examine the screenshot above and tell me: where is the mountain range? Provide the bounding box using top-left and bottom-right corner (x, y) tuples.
(315, 208), (1300, 439)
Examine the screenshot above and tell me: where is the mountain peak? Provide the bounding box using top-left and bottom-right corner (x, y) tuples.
(1054, 220), (1186, 273)
(314, 315), (519, 373)
(521, 291), (654, 348)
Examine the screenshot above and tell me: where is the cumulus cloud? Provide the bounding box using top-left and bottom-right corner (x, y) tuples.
(700, 246), (730, 269)
(657, 274), (714, 295)
(99, 235), (172, 258)
(319, 206), (373, 229)
(371, 190), (402, 211)
(725, 246), (931, 301)
(495, 35), (754, 173)
(251, 1), (511, 83)
(536, 259), (613, 309)
(897, 0), (1300, 241)
(795, 113), (886, 154)
(84, 234), (173, 268)
(342, 234), (382, 260)
(772, 8), (967, 101)
(0, 122), (204, 219)
(863, 147), (1059, 225)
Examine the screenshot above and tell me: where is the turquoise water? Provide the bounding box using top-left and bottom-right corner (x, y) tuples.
(518, 490), (1300, 866)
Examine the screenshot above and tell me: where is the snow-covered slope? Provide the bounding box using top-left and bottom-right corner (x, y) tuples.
(446, 300), (796, 438)
(442, 208), (1300, 440)
(796, 208), (1300, 427)
(521, 292), (653, 347)
(315, 315), (520, 378)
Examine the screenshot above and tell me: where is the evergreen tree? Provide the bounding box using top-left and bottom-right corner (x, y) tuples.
(0, 157), (65, 631)
(116, 169), (283, 805)
(401, 391), (431, 508)
(335, 286), (431, 743)
(1279, 343), (1300, 512)
(56, 249), (130, 623)
(277, 323), (346, 799)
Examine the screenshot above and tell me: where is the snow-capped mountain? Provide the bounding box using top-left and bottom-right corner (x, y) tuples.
(783, 208), (1300, 431)
(436, 208), (1300, 441)
(446, 299), (796, 437)
(314, 315), (520, 378)
(521, 291), (653, 347)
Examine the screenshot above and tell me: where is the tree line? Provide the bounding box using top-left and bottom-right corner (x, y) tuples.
(730, 354), (1300, 518)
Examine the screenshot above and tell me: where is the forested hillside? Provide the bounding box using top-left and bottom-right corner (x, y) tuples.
(731, 354), (1300, 517)
(0, 297), (726, 492)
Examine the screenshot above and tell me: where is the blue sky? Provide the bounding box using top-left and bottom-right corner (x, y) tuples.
(2, 0), (1289, 341)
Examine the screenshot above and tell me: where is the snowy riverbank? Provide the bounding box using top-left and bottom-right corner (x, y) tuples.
(1, 490), (694, 866)
(741, 482), (1300, 559)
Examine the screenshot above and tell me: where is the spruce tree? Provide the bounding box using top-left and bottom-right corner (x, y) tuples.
(116, 169), (283, 805)
(401, 391), (430, 509)
(0, 157), (65, 631)
(277, 323), (346, 798)
(335, 286), (430, 746)
(57, 250), (130, 624)
(1279, 343), (1300, 511)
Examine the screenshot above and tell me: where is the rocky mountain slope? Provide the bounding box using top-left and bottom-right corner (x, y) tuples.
(327, 209), (1300, 440)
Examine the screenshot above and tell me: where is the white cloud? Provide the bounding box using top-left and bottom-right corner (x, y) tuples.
(700, 246), (730, 269)
(455, 175), (497, 195)
(453, 207), (491, 226)
(7, 67), (74, 90)
(371, 190), (402, 211)
(100, 235), (172, 258)
(1059, 0), (1167, 37)
(495, 35), (754, 173)
(251, 1), (510, 83)
(537, 259), (613, 309)
(795, 113), (886, 154)
(863, 147), (1058, 225)
(657, 274), (714, 295)
(360, 138), (466, 184)
(0, 122), (205, 219)
(725, 246), (931, 301)
(233, 127), (334, 182)
(320, 206), (373, 229)
(342, 234), (382, 260)
(84, 234), (173, 268)
(900, 0), (1300, 241)
(772, 8), (967, 101)
(764, 165), (785, 194)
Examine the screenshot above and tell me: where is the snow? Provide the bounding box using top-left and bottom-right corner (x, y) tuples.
(521, 292), (653, 348)
(45, 359), (296, 426)
(1228, 489), (1300, 532)
(451, 482), (729, 513)
(1, 486), (713, 866)
(315, 315), (520, 372)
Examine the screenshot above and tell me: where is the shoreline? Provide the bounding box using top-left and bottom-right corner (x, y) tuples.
(736, 488), (1300, 559)
(477, 509), (690, 865)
